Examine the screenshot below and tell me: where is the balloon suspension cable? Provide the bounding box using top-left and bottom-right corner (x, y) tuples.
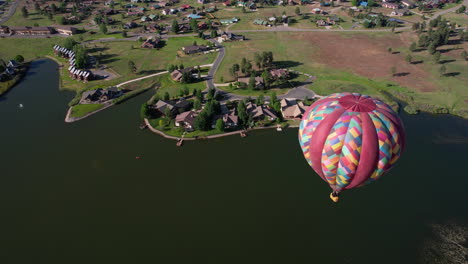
(330, 191), (340, 203)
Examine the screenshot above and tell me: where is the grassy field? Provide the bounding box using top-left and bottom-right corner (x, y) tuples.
(0, 37), (61, 62)
(215, 31), (468, 116)
(70, 103), (104, 118)
(442, 12), (468, 27)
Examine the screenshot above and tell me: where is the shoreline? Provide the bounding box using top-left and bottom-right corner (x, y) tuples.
(65, 102), (114, 123)
(144, 118), (299, 141)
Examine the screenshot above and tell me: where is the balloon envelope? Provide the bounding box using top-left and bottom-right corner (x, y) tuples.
(298, 93), (405, 192)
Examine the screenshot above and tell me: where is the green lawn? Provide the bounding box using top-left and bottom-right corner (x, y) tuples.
(215, 31), (468, 116)
(0, 37), (61, 62)
(70, 103), (104, 118)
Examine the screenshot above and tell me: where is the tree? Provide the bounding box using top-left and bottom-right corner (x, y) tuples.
(190, 19), (198, 32)
(128, 60), (137, 73)
(34, 2), (40, 11)
(256, 95), (265, 105)
(50, 3), (57, 14)
(254, 52), (262, 69)
(215, 118), (224, 131)
(121, 31), (127, 38)
(63, 38), (77, 50)
(164, 106), (174, 120)
(240, 58), (248, 74)
(100, 23), (108, 34)
(351, 0), (358, 6)
(388, 47), (392, 53)
(409, 42), (417, 52)
(405, 54), (412, 64)
(295, 6), (300, 16)
(73, 45), (87, 69)
(433, 51), (441, 64)
(172, 19), (179, 33)
(163, 92), (170, 101)
(391, 66), (396, 76)
(194, 99), (202, 110)
(428, 42), (437, 54)
(439, 65), (446, 77)
(368, 0), (375, 7)
(237, 100), (248, 127)
(21, 6), (28, 18)
(210, 30), (217, 38)
(461, 50), (467, 61)
(261, 70), (273, 89)
(248, 75), (256, 90)
(14, 55), (24, 63)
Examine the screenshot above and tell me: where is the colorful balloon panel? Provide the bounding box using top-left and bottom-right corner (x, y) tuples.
(299, 93), (405, 192)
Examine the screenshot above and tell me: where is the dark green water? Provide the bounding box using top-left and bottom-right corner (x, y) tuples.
(0, 59), (467, 264)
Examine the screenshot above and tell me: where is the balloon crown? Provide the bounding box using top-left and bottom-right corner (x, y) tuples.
(338, 94), (377, 112)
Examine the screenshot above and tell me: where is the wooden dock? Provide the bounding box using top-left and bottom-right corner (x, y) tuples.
(176, 138), (184, 147)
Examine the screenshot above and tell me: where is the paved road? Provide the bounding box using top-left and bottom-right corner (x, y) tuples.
(428, 0), (468, 21)
(205, 39), (224, 91)
(0, 0), (18, 24)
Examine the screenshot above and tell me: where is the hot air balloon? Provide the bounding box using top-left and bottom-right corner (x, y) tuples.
(298, 93), (405, 202)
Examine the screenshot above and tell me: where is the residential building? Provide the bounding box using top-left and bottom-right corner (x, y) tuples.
(391, 9), (409, 16)
(54, 26), (77, 35)
(182, 45), (209, 55)
(270, 69), (289, 79)
(170, 67), (195, 82)
(382, 2), (399, 9)
(141, 37), (161, 48)
(175, 111), (197, 130)
(0, 25), (9, 34)
(149, 100), (175, 116)
(401, 0), (415, 8)
(280, 98), (307, 119)
(218, 32), (245, 42)
(237, 77), (265, 90)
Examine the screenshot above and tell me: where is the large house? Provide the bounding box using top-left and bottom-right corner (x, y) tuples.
(401, 0), (415, 8)
(182, 45), (209, 55)
(246, 102), (278, 121)
(390, 9), (409, 16)
(382, 2), (399, 9)
(222, 112), (239, 128)
(218, 32), (245, 42)
(175, 110), (197, 130)
(280, 98), (307, 119)
(54, 26), (77, 36)
(0, 25), (9, 34)
(270, 69), (289, 79)
(80, 87), (123, 103)
(170, 67), (194, 82)
(237, 76), (265, 90)
(141, 37), (161, 48)
(149, 100), (176, 117)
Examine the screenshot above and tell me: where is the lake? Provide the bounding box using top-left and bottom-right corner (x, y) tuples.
(0, 59), (467, 264)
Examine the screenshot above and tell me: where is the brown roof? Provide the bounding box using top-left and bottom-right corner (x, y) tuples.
(175, 111), (197, 126)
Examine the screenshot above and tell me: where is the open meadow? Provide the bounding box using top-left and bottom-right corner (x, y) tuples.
(216, 31), (468, 116)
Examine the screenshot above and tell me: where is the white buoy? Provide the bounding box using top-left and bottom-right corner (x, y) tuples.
(19, 104), (24, 108)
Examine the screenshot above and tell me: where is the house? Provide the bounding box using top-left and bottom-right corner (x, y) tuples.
(280, 98), (307, 119)
(223, 0), (232, 6)
(198, 0), (207, 3)
(147, 23), (160, 32)
(401, 0), (415, 8)
(237, 77), (265, 89)
(105, 0), (114, 5)
(187, 13), (202, 19)
(390, 9), (409, 16)
(218, 31), (245, 42)
(149, 100), (175, 116)
(9, 26), (31, 35)
(182, 45), (209, 55)
(170, 67), (195, 82)
(127, 10), (143, 16)
(130, 0), (140, 3)
(123, 21), (138, 29)
(246, 102), (278, 121)
(205, 7), (215, 13)
(177, 23), (191, 33)
(181, 4), (191, 9)
(54, 26), (78, 36)
(175, 111), (197, 130)
(151, 4), (162, 9)
(162, 8), (171, 15)
(223, 112), (239, 128)
(220, 17), (239, 24)
(141, 37), (161, 48)
(382, 2), (399, 9)
(327, 16), (341, 24)
(198, 22), (208, 30)
(248, 2), (257, 9)
(312, 8), (322, 14)
(316, 19), (328, 26)
(148, 14), (158, 20)
(300, 0), (312, 4)
(270, 69), (289, 79)
(80, 88), (122, 103)
(0, 25), (9, 34)
(141, 16), (150, 22)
